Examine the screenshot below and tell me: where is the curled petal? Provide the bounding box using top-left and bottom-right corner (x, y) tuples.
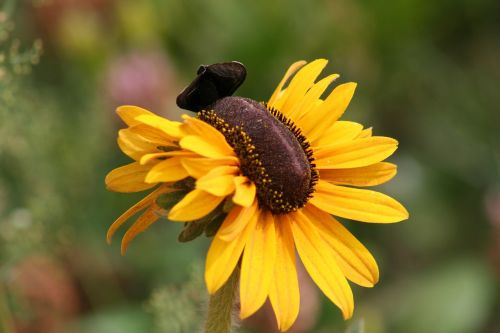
(105, 162), (157, 193)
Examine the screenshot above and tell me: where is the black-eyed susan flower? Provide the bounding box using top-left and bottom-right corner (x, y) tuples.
(105, 59), (409, 331)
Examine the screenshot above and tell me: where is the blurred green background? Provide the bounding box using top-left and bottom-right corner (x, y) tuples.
(1, 0), (499, 332)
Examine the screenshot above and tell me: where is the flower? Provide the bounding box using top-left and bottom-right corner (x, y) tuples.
(105, 59), (409, 331)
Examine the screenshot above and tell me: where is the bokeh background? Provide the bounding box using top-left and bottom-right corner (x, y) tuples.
(1, 0), (499, 332)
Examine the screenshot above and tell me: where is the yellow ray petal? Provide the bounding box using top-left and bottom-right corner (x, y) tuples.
(275, 59), (328, 115)
(144, 157), (189, 183)
(107, 186), (169, 243)
(290, 210), (354, 319)
(168, 189), (225, 221)
(181, 156), (239, 179)
(357, 127), (372, 138)
(269, 216), (300, 332)
(135, 114), (184, 140)
(315, 136), (398, 169)
(181, 116), (235, 157)
(299, 82), (357, 142)
(288, 73), (339, 120)
(268, 61), (307, 107)
(116, 105), (155, 126)
(205, 209), (259, 294)
(319, 162), (397, 187)
(303, 205), (379, 287)
(311, 121), (364, 148)
(121, 206), (160, 255)
(196, 166), (239, 196)
(105, 162), (157, 193)
(180, 135), (234, 159)
(140, 151), (194, 165)
(232, 176), (256, 207)
(310, 180), (409, 223)
(240, 211), (276, 319)
(218, 201), (258, 241)
(118, 128), (162, 161)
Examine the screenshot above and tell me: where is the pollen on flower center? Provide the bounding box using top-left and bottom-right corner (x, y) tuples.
(198, 96), (318, 214)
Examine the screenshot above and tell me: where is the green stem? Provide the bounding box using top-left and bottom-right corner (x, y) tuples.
(204, 267), (240, 333)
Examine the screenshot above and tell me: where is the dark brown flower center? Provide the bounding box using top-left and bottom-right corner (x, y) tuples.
(198, 96), (317, 214)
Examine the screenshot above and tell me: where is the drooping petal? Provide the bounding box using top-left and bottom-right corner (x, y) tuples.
(196, 166), (239, 196)
(181, 156), (239, 179)
(240, 211), (276, 319)
(218, 201), (258, 241)
(117, 128), (161, 161)
(145, 157), (189, 183)
(303, 205), (379, 287)
(140, 151), (194, 165)
(315, 136), (398, 169)
(168, 189), (224, 221)
(310, 180), (409, 223)
(311, 121), (364, 148)
(121, 205), (159, 255)
(232, 176), (256, 207)
(105, 162), (157, 193)
(274, 59), (328, 115)
(290, 210), (354, 319)
(106, 186), (169, 243)
(269, 216), (300, 332)
(268, 61), (307, 107)
(319, 162), (397, 187)
(116, 105), (155, 126)
(298, 82), (357, 142)
(205, 209), (259, 294)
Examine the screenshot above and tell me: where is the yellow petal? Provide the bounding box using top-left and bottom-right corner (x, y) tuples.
(168, 189), (224, 221)
(105, 162), (157, 193)
(269, 216), (300, 332)
(275, 59), (328, 115)
(180, 135), (234, 159)
(140, 150), (195, 165)
(232, 176), (256, 207)
(303, 205), (379, 287)
(311, 121), (363, 148)
(315, 136), (398, 169)
(218, 201), (258, 241)
(357, 127), (372, 138)
(289, 210), (354, 319)
(135, 114), (185, 140)
(288, 73), (339, 120)
(299, 82), (357, 142)
(145, 157), (189, 183)
(205, 209), (259, 293)
(268, 60), (307, 107)
(240, 211), (276, 319)
(106, 186), (169, 243)
(310, 180), (409, 223)
(118, 128), (162, 161)
(181, 116), (235, 156)
(319, 162), (397, 187)
(181, 156), (239, 179)
(116, 105), (154, 126)
(121, 206), (159, 255)
(196, 166), (239, 196)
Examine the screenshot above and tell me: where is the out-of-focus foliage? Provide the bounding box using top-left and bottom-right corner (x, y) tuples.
(0, 0), (499, 332)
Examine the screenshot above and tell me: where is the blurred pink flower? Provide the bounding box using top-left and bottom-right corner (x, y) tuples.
(104, 49), (178, 114)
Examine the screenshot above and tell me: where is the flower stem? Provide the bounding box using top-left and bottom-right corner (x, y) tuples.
(204, 267), (240, 333)
(0, 282), (15, 333)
